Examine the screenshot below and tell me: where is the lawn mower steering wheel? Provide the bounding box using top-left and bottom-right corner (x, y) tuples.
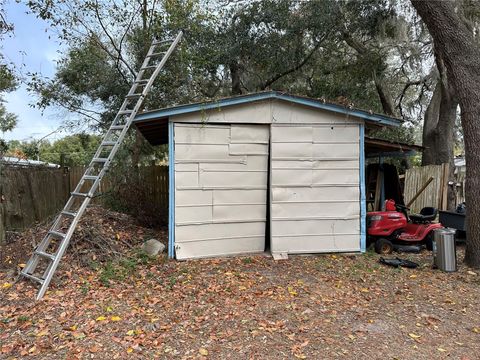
(395, 203), (410, 211)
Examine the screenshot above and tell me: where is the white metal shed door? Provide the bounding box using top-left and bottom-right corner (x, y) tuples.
(270, 124), (361, 254)
(174, 123), (269, 259)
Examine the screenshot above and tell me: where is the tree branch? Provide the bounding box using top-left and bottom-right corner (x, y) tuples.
(259, 37), (325, 90)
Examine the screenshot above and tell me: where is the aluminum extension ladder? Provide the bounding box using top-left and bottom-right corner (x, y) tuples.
(20, 31), (183, 300)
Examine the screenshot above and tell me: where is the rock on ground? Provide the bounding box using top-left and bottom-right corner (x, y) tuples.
(141, 239), (165, 256)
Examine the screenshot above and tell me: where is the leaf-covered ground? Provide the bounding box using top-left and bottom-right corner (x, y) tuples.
(1, 209), (480, 359)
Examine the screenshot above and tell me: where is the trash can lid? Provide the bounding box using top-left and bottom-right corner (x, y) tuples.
(434, 227), (456, 234)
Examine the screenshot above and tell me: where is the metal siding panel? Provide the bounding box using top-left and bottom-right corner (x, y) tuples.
(200, 155), (268, 171)
(176, 205), (212, 223)
(213, 204), (266, 222)
(312, 143), (359, 158)
(272, 187), (359, 202)
(175, 237), (265, 260)
(175, 144), (230, 160)
(272, 101), (363, 125)
(271, 219), (359, 236)
(312, 125), (359, 142)
(174, 125), (230, 144)
(272, 202), (359, 218)
(312, 169), (359, 185)
(200, 170), (267, 187)
(171, 101), (272, 124)
(175, 163), (199, 171)
(213, 189), (267, 204)
(312, 160), (359, 169)
(272, 160), (313, 169)
(271, 169), (312, 186)
(229, 143), (269, 155)
(175, 171), (198, 187)
(231, 124), (270, 143)
(176, 189), (213, 206)
(271, 235), (360, 253)
(176, 222), (265, 242)
(271, 126), (312, 142)
(271, 142), (312, 158)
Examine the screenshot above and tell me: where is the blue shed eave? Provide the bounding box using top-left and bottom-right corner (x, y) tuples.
(134, 91), (403, 127)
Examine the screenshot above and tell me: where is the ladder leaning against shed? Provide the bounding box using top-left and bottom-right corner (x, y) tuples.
(20, 31), (183, 300)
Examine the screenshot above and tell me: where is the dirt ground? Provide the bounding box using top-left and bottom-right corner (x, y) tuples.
(1, 209), (479, 359)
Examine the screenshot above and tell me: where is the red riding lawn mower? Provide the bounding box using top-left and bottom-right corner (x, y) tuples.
(367, 199), (443, 254)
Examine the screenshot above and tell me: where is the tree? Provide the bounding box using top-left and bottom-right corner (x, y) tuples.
(411, 0), (480, 268)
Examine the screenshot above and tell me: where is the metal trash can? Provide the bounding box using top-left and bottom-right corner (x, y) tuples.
(433, 228), (457, 272)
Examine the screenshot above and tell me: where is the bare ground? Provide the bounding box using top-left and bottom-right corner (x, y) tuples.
(1, 208), (479, 359)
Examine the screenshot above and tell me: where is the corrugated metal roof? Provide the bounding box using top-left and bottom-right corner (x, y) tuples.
(135, 91), (403, 127)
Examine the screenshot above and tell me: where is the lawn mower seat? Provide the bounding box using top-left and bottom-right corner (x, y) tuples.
(409, 207), (438, 223)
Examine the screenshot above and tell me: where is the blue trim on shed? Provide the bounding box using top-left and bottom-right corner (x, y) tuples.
(359, 124), (366, 253)
(168, 121), (175, 258)
(134, 91), (402, 127)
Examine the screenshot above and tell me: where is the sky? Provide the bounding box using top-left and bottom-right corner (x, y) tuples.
(2, 1), (73, 142)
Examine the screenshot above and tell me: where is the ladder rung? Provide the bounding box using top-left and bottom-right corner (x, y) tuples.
(49, 230), (66, 239)
(125, 93), (143, 99)
(147, 52), (166, 57)
(110, 125), (125, 130)
(71, 191), (89, 198)
(118, 110), (133, 115)
(92, 157), (108, 163)
(82, 175), (98, 181)
(141, 65), (157, 70)
(35, 251), (56, 261)
(61, 210), (77, 218)
(134, 79), (149, 84)
(21, 272), (44, 284)
(153, 38), (173, 45)
(101, 141), (116, 146)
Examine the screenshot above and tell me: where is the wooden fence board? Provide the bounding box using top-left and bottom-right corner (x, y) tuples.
(404, 164), (449, 213)
(69, 165), (169, 211)
(1, 165), (69, 231)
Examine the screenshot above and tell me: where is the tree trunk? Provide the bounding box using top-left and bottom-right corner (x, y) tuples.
(229, 61), (242, 95)
(422, 78), (458, 209)
(411, 0), (480, 268)
(373, 75), (396, 116)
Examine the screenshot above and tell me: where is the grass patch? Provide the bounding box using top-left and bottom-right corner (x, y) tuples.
(242, 257), (253, 264)
(98, 250), (157, 287)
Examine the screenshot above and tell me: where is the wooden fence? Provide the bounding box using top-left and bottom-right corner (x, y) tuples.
(404, 163), (449, 213)
(0, 165), (169, 239)
(69, 165), (169, 211)
(0, 165), (70, 233)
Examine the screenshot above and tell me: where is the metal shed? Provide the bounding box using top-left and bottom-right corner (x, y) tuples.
(134, 91), (402, 260)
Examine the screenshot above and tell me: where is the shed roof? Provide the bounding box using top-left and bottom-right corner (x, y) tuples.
(134, 91), (403, 145)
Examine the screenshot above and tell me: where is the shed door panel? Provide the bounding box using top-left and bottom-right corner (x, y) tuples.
(174, 123), (269, 259)
(270, 124), (361, 254)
